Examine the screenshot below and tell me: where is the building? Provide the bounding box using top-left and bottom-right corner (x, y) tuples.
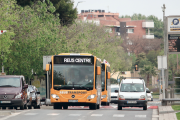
(77, 9), (154, 39)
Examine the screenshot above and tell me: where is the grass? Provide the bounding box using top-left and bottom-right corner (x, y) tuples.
(152, 95), (159, 99)
(176, 112), (180, 120)
(172, 105), (180, 111)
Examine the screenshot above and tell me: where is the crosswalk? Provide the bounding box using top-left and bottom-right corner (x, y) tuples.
(21, 113), (148, 118)
(67, 105), (158, 109)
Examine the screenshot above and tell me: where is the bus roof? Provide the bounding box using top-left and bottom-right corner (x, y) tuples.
(58, 53), (92, 56)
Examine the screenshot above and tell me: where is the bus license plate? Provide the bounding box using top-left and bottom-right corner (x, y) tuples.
(68, 100), (78, 102)
(1, 101), (11, 103)
(127, 101), (137, 104)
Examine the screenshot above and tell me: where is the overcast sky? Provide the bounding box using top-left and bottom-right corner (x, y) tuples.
(73, 0), (180, 20)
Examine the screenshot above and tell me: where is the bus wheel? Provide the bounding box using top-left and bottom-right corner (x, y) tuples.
(96, 104), (100, 109)
(63, 105), (68, 109)
(89, 104), (96, 110)
(106, 102), (110, 106)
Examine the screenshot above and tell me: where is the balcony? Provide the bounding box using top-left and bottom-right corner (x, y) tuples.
(142, 21), (154, 28)
(143, 34), (154, 39)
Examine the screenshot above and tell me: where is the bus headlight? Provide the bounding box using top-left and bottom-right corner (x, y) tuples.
(87, 94), (96, 99)
(51, 94), (59, 99)
(101, 95), (106, 98)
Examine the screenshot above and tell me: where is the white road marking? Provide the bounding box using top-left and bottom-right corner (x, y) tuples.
(91, 114), (103, 116)
(69, 114), (81, 116)
(24, 113), (38, 115)
(1, 110), (30, 120)
(135, 115), (146, 118)
(113, 114), (124, 117)
(47, 113), (59, 115)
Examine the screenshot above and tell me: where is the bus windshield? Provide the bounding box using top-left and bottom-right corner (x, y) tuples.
(53, 65), (94, 90)
(101, 71), (105, 91)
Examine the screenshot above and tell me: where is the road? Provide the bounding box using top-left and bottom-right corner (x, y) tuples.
(0, 99), (160, 120)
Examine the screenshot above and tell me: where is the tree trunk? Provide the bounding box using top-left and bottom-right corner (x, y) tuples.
(147, 74), (149, 87)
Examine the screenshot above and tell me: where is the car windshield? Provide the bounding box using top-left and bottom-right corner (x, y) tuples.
(120, 83), (144, 92)
(111, 87), (119, 92)
(0, 77), (20, 87)
(53, 65), (94, 90)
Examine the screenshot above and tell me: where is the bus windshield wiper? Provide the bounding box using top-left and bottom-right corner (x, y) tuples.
(0, 85), (17, 87)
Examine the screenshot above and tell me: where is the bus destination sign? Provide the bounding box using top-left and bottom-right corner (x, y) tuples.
(54, 56), (94, 64)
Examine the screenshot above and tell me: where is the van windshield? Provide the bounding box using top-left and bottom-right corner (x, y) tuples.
(0, 77), (20, 87)
(120, 83), (144, 92)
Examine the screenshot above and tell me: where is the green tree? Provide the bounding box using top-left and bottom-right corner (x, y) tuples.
(50, 0), (77, 26)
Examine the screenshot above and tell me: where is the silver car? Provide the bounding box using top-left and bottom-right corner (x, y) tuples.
(146, 88), (153, 101)
(27, 85), (41, 109)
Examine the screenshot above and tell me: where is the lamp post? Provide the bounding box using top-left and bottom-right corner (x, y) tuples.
(76, 1), (85, 8)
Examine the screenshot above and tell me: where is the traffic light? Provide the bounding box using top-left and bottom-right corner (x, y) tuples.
(135, 64), (138, 71)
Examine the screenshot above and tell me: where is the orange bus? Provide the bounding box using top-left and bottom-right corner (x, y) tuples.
(45, 53), (102, 110)
(101, 60), (111, 106)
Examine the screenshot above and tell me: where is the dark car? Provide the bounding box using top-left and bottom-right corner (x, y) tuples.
(27, 85), (41, 109)
(0, 75), (28, 110)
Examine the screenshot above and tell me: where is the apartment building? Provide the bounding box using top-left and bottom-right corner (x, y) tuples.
(77, 9), (154, 39)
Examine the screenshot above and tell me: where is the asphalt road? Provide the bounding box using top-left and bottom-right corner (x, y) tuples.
(0, 99), (160, 120)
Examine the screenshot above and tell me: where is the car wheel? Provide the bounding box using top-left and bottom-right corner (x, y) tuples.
(28, 106), (32, 109)
(151, 98), (153, 101)
(118, 106), (122, 110)
(89, 104), (97, 110)
(143, 105), (147, 110)
(63, 105), (68, 109)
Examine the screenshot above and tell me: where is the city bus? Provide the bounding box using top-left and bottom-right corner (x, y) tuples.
(45, 53), (102, 110)
(101, 60), (111, 106)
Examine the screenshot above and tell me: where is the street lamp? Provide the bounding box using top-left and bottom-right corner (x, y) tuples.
(76, 1), (85, 8)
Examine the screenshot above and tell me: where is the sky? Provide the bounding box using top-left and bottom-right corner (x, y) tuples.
(73, 0), (180, 20)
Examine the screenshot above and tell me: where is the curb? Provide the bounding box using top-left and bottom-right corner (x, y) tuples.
(0, 111), (11, 116)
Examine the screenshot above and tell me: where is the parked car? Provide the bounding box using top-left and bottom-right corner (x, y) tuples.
(0, 75), (28, 110)
(146, 88), (153, 101)
(27, 85), (41, 109)
(110, 84), (119, 104)
(118, 78), (148, 110)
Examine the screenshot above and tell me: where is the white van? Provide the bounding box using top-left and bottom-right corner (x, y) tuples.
(110, 84), (119, 103)
(117, 78), (148, 110)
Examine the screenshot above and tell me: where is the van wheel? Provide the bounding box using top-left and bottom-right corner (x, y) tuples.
(89, 104), (97, 110)
(118, 106), (122, 110)
(63, 105), (68, 109)
(97, 104), (100, 109)
(20, 105), (24, 110)
(143, 105), (147, 110)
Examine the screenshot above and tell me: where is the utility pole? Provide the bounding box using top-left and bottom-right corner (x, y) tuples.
(162, 4), (169, 90)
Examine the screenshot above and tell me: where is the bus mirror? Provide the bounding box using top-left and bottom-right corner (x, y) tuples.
(107, 72), (110, 79)
(46, 64), (50, 71)
(97, 66), (101, 75)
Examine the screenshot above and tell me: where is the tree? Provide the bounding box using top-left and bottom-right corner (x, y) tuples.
(50, 0), (77, 26)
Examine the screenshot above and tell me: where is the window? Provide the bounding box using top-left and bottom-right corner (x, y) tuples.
(98, 15), (104, 17)
(115, 27), (120, 32)
(126, 29), (134, 33)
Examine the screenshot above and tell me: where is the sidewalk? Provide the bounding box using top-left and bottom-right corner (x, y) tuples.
(158, 106), (178, 120)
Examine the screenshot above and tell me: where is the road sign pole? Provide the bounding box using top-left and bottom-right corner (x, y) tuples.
(159, 70), (161, 94)
(162, 68), (165, 99)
